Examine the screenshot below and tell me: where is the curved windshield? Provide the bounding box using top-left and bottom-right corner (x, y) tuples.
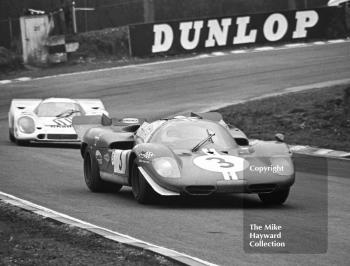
(36, 102), (82, 117)
(150, 120), (237, 150)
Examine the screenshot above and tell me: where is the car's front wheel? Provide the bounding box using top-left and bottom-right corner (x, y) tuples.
(16, 139), (30, 146)
(131, 162), (156, 204)
(84, 151), (122, 192)
(9, 129), (15, 143)
(258, 188), (290, 205)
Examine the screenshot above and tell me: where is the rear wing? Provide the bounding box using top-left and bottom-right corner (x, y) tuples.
(75, 99), (107, 115)
(72, 114), (145, 140)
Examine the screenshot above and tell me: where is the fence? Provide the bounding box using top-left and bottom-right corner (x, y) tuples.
(0, 0), (329, 49)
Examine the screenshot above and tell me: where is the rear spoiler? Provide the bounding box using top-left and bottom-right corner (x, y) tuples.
(72, 114), (145, 140)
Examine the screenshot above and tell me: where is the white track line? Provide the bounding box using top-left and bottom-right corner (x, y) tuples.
(15, 77), (31, 81)
(0, 191), (218, 266)
(198, 78), (350, 114)
(211, 51), (225, 56)
(1, 39), (349, 85)
(328, 39), (346, 43)
(230, 50), (247, 54)
(254, 46), (274, 51)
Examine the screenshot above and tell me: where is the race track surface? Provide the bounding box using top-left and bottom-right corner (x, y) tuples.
(1, 43), (350, 265)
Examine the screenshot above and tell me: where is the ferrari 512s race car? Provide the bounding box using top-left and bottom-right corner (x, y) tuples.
(73, 112), (295, 204)
(8, 97), (108, 145)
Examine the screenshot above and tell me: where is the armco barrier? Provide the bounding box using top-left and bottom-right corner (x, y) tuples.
(129, 7), (345, 57)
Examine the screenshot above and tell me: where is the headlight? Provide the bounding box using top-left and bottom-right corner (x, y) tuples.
(152, 157), (181, 178)
(18, 116), (35, 134)
(269, 157), (294, 176)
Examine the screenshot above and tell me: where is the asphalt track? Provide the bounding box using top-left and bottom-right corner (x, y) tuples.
(1, 42), (350, 265)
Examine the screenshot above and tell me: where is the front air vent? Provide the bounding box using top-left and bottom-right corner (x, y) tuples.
(185, 186), (216, 195)
(47, 134), (78, 140)
(248, 184), (276, 193)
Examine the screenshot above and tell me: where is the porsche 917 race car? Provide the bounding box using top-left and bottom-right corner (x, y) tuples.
(8, 97), (108, 145)
(73, 112), (295, 204)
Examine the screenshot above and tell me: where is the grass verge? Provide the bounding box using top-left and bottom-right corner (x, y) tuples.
(215, 84), (350, 152)
(0, 201), (179, 266)
(0, 47), (23, 74)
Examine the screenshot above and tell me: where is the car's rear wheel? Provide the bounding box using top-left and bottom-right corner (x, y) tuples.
(131, 162), (156, 204)
(84, 151), (122, 192)
(258, 188), (290, 205)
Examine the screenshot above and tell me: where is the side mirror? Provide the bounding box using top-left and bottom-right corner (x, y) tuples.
(275, 133), (285, 142)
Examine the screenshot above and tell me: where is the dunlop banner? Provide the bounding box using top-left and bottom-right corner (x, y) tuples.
(129, 7), (344, 57)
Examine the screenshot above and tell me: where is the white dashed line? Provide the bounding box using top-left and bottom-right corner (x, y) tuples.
(284, 43), (308, 48)
(254, 46), (274, 51)
(15, 77), (32, 81)
(211, 51), (225, 56)
(230, 50), (247, 54)
(197, 54), (211, 58)
(328, 39), (346, 43)
(0, 38), (349, 85)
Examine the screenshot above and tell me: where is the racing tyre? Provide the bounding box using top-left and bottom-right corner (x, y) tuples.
(258, 188), (290, 205)
(9, 130), (15, 143)
(16, 139), (30, 146)
(84, 151), (122, 193)
(131, 161), (156, 204)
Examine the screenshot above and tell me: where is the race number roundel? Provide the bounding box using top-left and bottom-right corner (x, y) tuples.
(193, 155), (248, 180)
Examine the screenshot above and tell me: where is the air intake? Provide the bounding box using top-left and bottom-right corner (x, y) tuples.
(47, 134), (78, 140)
(185, 186), (216, 195)
(248, 184), (276, 193)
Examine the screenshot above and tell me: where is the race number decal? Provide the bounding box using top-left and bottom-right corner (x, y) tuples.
(193, 149), (249, 180)
(111, 150), (129, 174)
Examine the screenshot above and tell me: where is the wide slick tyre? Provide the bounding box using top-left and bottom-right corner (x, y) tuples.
(16, 139), (30, 146)
(131, 162), (156, 204)
(258, 188), (290, 205)
(9, 130), (15, 143)
(84, 151), (122, 193)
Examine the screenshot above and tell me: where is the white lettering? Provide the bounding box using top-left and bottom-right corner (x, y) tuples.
(152, 24), (173, 53)
(205, 18), (232, 47)
(179, 21), (204, 50)
(263, 13), (288, 41)
(233, 16), (257, 44)
(293, 10), (319, 39)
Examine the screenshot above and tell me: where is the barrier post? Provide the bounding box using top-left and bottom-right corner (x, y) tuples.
(72, 1), (77, 33)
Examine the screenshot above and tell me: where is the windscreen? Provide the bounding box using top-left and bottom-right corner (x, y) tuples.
(150, 120), (237, 150)
(36, 102), (82, 117)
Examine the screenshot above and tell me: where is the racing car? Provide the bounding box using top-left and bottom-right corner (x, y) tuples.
(8, 97), (108, 145)
(73, 112), (295, 205)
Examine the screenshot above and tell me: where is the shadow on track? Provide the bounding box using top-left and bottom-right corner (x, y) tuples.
(3, 140), (80, 149)
(101, 188), (295, 210)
